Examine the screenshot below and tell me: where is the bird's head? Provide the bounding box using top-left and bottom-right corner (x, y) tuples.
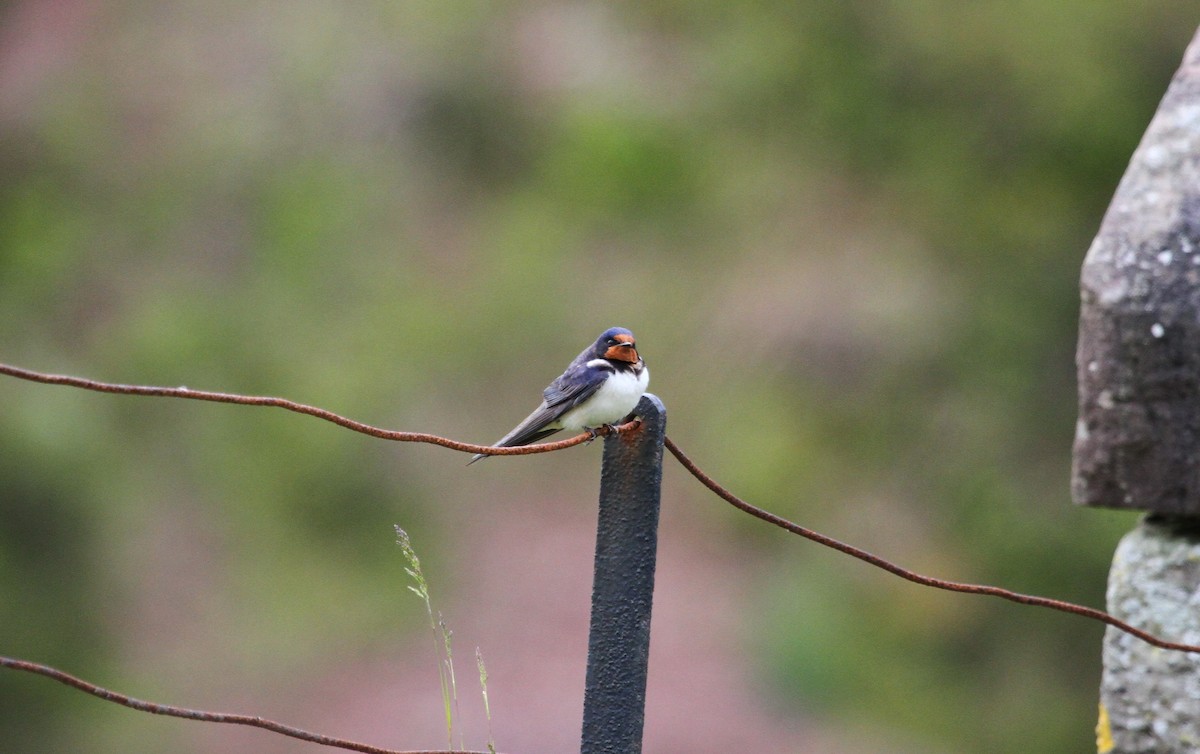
(596, 327), (640, 364)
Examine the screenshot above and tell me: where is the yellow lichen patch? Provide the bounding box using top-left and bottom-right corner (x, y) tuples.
(1096, 702), (1114, 754)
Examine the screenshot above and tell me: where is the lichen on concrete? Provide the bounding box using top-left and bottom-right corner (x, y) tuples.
(1100, 517), (1200, 753)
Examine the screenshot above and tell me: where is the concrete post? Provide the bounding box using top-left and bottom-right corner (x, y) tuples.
(1072, 27), (1200, 754)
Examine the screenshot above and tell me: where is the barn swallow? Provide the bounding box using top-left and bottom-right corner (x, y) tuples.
(469, 327), (649, 464)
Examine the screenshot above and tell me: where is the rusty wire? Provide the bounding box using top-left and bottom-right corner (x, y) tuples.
(663, 435), (1200, 654)
(2, 358), (1200, 754)
(2, 360), (1198, 654)
(0, 656), (498, 754)
(3, 359), (1196, 650)
(0, 362), (633, 456)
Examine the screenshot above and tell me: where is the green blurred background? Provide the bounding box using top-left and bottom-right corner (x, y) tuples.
(1, 2), (1196, 752)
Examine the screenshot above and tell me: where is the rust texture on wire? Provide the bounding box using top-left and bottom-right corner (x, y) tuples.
(0, 362), (635, 456)
(663, 435), (1200, 654)
(2, 360), (1198, 653)
(0, 656), (500, 754)
(0, 351), (1197, 749)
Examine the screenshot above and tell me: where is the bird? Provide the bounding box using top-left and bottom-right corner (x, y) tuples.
(469, 327), (649, 464)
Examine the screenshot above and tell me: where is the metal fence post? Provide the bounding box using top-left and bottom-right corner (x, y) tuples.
(1072, 27), (1200, 753)
(581, 393), (665, 754)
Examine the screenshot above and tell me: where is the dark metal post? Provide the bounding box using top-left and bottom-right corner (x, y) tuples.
(581, 394), (665, 754)
(1072, 27), (1200, 753)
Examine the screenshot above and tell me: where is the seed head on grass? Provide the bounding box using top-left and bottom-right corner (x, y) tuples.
(395, 525), (456, 749)
(476, 647), (495, 754)
(396, 527), (433, 614)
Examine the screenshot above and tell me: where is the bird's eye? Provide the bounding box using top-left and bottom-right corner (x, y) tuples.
(606, 338), (617, 345)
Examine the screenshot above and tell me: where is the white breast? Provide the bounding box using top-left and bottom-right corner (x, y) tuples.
(558, 367), (650, 431)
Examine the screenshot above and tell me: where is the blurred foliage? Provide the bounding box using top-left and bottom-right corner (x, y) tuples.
(1, 1), (1197, 752)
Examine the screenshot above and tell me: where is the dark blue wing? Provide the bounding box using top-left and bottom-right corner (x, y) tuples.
(542, 361), (609, 410)
(467, 360), (611, 464)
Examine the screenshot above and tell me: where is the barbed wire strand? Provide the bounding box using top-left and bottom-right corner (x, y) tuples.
(0, 656), (500, 754)
(663, 435), (1200, 654)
